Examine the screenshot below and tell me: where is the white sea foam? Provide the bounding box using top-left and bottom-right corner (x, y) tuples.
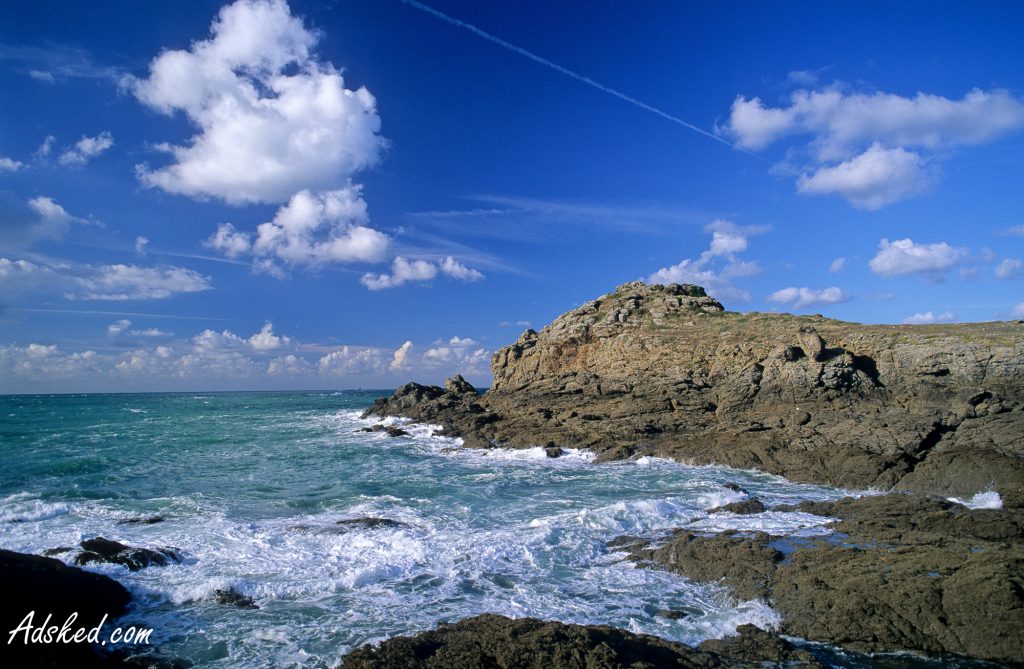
(948, 490), (1002, 510)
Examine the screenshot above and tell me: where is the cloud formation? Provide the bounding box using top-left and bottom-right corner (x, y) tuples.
(0, 257), (212, 301)
(995, 258), (1022, 279)
(869, 238), (965, 278)
(131, 0), (384, 205)
(0, 156), (24, 172)
(767, 286), (851, 310)
(208, 188), (391, 273)
(647, 219), (765, 301)
(59, 131), (114, 166)
(902, 310), (957, 325)
(360, 255), (484, 291)
(726, 86), (1024, 208)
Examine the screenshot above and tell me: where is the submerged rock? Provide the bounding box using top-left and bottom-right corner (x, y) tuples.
(709, 498), (766, 514)
(75, 537), (182, 571)
(214, 588), (258, 609)
(337, 613), (821, 668)
(118, 515), (166, 525)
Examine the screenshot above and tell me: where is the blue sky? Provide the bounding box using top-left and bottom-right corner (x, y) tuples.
(1, 0), (1023, 392)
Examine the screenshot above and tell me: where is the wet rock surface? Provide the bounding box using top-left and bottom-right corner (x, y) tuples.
(74, 537), (182, 571)
(615, 494), (1024, 663)
(338, 614), (822, 669)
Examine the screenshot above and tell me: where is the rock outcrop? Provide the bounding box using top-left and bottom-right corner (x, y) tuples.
(367, 281), (1024, 498)
(617, 494), (1024, 663)
(338, 613), (822, 668)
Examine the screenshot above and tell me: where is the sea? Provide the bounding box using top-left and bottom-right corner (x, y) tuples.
(0, 391), (996, 668)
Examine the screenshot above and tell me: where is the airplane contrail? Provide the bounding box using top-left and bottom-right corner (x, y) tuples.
(401, 0), (735, 149)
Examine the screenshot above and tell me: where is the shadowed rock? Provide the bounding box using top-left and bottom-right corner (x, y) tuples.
(214, 588), (258, 609)
(709, 498), (766, 514)
(75, 537), (181, 571)
(337, 614), (821, 668)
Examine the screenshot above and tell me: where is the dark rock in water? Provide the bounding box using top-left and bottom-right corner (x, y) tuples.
(356, 427), (374, 432)
(336, 517), (406, 530)
(337, 613), (821, 669)
(652, 606), (702, 620)
(543, 443), (564, 458)
(722, 482), (748, 495)
(75, 537), (182, 571)
(1, 548), (131, 667)
(214, 588), (258, 609)
(42, 546), (75, 556)
(364, 424), (410, 437)
(710, 498), (767, 515)
(118, 515), (166, 525)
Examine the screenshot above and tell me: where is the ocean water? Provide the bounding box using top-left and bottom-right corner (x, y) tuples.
(2, 391), (861, 667)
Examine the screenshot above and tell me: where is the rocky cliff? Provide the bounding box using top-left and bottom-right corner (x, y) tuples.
(368, 281), (1024, 497)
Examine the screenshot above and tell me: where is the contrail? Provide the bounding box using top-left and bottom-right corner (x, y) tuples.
(401, 0), (734, 148)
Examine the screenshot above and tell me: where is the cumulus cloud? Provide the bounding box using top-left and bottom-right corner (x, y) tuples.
(499, 319), (532, 327)
(130, 0), (384, 205)
(360, 255), (484, 291)
(0, 156), (24, 172)
(647, 219), (765, 301)
(902, 310), (957, 325)
(208, 187), (391, 273)
(1013, 303), (1024, 319)
(726, 87), (1024, 208)
(193, 322), (289, 353)
(0, 343), (100, 381)
(130, 328), (172, 337)
(767, 286), (851, 310)
(995, 258), (1022, 279)
(869, 238), (965, 278)
(58, 131), (114, 166)
(796, 143), (929, 210)
(0, 195), (89, 249)
(247, 322), (289, 351)
(828, 257), (846, 273)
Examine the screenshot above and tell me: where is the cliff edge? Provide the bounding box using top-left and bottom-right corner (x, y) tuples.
(367, 281), (1024, 497)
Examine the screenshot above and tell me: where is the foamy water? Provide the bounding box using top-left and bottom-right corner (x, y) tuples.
(1, 391), (855, 668)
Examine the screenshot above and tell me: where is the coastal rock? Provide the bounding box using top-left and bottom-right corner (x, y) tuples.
(709, 498), (766, 515)
(337, 613), (821, 669)
(214, 588), (258, 609)
(75, 537), (182, 571)
(1, 548), (131, 667)
(617, 494), (1024, 663)
(368, 281), (1024, 498)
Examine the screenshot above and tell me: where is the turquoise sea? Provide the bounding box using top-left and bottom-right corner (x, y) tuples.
(0, 391), (971, 668)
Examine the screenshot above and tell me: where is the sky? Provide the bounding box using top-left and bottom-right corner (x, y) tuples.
(1, 0), (1023, 393)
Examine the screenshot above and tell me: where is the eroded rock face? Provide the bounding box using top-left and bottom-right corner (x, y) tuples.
(74, 537), (182, 571)
(615, 495), (1024, 664)
(367, 281), (1024, 498)
(337, 613), (822, 669)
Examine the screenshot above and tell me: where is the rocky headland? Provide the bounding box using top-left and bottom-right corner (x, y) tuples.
(358, 281), (1024, 665)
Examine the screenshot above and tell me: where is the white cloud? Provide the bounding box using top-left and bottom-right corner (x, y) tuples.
(26, 196), (87, 240)
(728, 88), (1024, 158)
(130, 328), (172, 337)
(0, 156), (24, 172)
(868, 238), (964, 278)
(828, 257), (846, 273)
(59, 131), (114, 166)
(390, 340), (412, 370)
(267, 353), (312, 376)
(210, 187), (391, 272)
(35, 135), (55, 158)
(786, 69), (819, 87)
(72, 264), (211, 300)
(767, 286), (851, 309)
(995, 258), (1022, 279)
(499, 320), (532, 327)
(902, 310), (957, 325)
(1012, 303), (1024, 319)
(726, 87), (1024, 208)
(647, 219), (765, 301)
(108, 319), (132, 335)
(796, 143), (929, 210)
(247, 322), (289, 351)
(0, 257), (211, 301)
(135, 236), (149, 255)
(131, 0), (383, 205)
(1004, 225), (1024, 237)
(318, 346), (388, 376)
(360, 255), (485, 291)
(441, 256), (484, 282)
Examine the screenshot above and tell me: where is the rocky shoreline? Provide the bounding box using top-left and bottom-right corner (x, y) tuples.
(356, 281), (1024, 666)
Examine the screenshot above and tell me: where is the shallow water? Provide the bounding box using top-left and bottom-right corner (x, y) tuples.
(0, 391), (941, 667)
